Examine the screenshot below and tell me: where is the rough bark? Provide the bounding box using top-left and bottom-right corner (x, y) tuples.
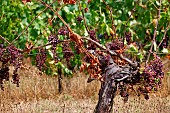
(94, 59), (131, 113)
(94, 79), (117, 113)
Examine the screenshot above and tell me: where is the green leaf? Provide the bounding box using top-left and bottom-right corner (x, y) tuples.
(137, 53), (144, 62)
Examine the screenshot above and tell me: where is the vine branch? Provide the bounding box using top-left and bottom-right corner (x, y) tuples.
(123, 1), (138, 46)
(38, 0), (73, 33)
(102, 0), (116, 38)
(78, 0), (89, 33)
(31, 40), (69, 50)
(82, 37), (138, 67)
(10, 0), (57, 45)
(146, 0), (162, 64)
(0, 35), (11, 45)
(157, 22), (170, 50)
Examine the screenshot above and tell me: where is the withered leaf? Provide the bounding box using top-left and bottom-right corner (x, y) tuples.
(22, 0), (31, 4)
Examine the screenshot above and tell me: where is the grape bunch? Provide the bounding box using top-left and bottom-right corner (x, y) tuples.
(7, 45), (23, 86)
(125, 32), (132, 45)
(8, 45), (22, 69)
(89, 30), (97, 40)
(106, 39), (124, 51)
(0, 67), (9, 90)
(137, 87), (150, 100)
(76, 16), (83, 23)
(0, 43), (4, 61)
(118, 83), (129, 102)
(161, 35), (169, 48)
(62, 42), (74, 61)
(0, 43), (3, 51)
(48, 34), (59, 62)
(87, 30), (99, 50)
(0, 43), (9, 63)
(58, 27), (69, 35)
(141, 54), (164, 93)
(48, 34), (59, 47)
(35, 48), (47, 71)
(12, 72), (19, 87)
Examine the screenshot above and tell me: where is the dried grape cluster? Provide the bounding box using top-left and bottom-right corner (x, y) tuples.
(8, 45), (23, 87)
(8, 45), (22, 70)
(0, 44), (23, 88)
(0, 44), (10, 63)
(0, 43), (4, 61)
(48, 34), (59, 47)
(118, 83), (129, 102)
(0, 43), (3, 53)
(0, 67), (9, 90)
(106, 39), (124, 51)
(48, 34), (59, 61)
(89, 30), (97, 40)
(58, 27), (69, 35)
(161, 35), (169, 48)
(140, 54), (164, 95)
(76, 16), (83, 23)
(35, 48), (47, 71)
(12, 72), (19, 87)
(62, 42), (74, 61)
(125, 32), (132, 45)
(87, 30), (99, 50)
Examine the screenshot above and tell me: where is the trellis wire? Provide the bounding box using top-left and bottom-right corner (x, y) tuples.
(26, 50), (170, 55)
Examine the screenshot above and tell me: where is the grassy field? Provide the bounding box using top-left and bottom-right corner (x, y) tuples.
(0, 58), (170, 113)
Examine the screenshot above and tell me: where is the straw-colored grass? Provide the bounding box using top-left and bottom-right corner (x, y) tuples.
(0, 58), (170, 113)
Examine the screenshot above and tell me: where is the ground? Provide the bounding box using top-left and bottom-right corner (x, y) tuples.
(0, 58), (170, 113)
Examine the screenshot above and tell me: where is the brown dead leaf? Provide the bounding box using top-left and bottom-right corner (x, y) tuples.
(80, 62), (87, 72)
(22, 0), (31, 4)
(166, 54), (170, 60)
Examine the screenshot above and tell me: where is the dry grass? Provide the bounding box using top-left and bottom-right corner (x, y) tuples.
(1, 94), (170, 113)
(0, 58), (170, 113)
(163, 58), (170, 94)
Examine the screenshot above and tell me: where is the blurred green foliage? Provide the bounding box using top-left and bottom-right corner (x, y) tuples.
(0, 0), (170, 75)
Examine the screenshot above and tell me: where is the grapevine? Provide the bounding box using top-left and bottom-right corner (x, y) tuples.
(0, 0), (169, 113)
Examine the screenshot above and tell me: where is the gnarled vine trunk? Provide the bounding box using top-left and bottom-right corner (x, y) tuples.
(94, 59), (120, 113)
(94, 59), (132, 113)
(94, 78), (117, 113)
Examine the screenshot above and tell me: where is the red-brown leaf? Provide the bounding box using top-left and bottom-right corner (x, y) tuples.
(22, 0), (31, 4)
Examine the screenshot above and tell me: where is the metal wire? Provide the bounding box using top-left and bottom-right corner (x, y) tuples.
(26, 50), (170, 56)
